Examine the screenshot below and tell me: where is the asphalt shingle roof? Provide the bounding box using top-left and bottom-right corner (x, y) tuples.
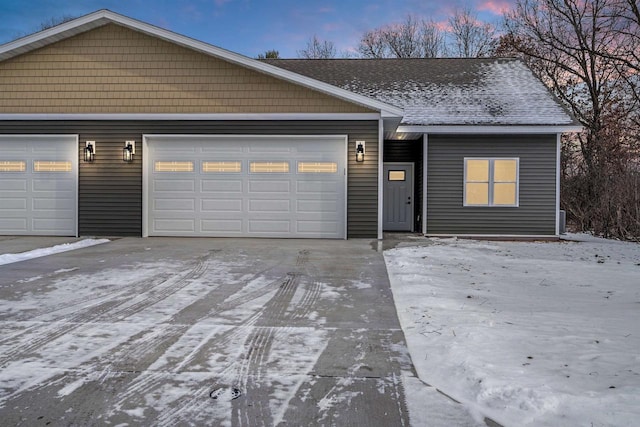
(264, 58), (575, 126)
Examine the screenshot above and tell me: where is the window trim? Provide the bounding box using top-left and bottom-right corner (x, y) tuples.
(463, 157), (519, 207)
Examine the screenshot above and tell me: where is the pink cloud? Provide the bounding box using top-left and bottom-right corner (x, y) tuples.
(433, 20), (453, 32)
(477, 0), (513, 15)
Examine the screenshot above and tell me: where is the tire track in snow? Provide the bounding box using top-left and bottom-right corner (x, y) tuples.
(229, 252), (310, 427)
(95, 257), (208, 322)
(0, 273), (172, 346)
(150, 251), (312, 426)
(0, 256), (208, 368)
(98, 255), (300, 423)
(138, 275), (299, 427)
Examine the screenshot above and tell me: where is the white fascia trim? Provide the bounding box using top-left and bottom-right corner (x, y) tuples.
(0, 133), (79, 138)
(0, 10), (403, 119)
(377, 119), (384, 240)
(142, 135), (149, 238)
(143, 134), (349, 140)
(555, 134), (561, 236)
(0, 11), (111, 59)
(0, 113), (382, 121)
(398, 125), (583, 134)
(422, 134), (428, 235)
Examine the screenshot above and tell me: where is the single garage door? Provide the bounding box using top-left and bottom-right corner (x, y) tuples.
(145, 135), (347, 238)
(0, 135), (78, 236)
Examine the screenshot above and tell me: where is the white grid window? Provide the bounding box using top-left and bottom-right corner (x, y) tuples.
(464, 158), (519, 207)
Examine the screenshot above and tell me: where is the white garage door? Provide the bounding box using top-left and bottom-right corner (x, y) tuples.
(0, 135), (78, 236)
(145, 135), (347, 238)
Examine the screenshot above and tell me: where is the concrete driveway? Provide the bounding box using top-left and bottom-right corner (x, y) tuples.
(0, 238), (484, 426)
(0, 237), (476, 426)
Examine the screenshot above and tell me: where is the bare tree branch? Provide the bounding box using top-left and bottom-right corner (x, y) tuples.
(449, 8), (497, 57)
(297, 35), (336, 59)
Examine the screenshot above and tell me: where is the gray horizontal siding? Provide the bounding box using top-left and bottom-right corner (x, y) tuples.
(0, 120), (379, 238)
(427, 134), (557, 235)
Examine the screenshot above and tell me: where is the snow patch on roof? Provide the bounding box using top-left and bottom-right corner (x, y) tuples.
(343, 60), (572, 126)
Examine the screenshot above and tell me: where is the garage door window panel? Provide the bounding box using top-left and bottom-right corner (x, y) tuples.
(155, 161), (194, 172)
(297, 162), (338, 173)
(0, 161), (26, 172)
(250, 162), (290, 173)
(34, 161), (72, 173)
(202, 161), (242, 173)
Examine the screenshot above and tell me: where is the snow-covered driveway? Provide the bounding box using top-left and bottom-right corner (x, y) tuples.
(0, 237), (480, 426)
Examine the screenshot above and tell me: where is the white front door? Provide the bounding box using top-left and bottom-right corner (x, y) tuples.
(0, 135), (78, 236)
(383, 163), (414, 231)
(145, 135), (347, 238)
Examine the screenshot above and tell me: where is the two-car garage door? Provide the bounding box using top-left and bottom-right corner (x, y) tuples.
(145, 135), (347, 238)
(0, 135), (78, 236)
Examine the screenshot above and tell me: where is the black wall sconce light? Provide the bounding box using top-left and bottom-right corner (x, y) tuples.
(123, 141), (135, 162)
(84, 141), (95, 162)
(355, 141), (365, 162)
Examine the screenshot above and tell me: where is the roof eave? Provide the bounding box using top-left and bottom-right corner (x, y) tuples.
(396, 124), (584, 134)
(0, 10), (403, 119)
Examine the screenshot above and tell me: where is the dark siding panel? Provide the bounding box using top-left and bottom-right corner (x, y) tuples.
(384, 139), (423, 231)
(78, 135), (142, 236)
(427, 134), (556, 235)
(0, 120), (379, 238)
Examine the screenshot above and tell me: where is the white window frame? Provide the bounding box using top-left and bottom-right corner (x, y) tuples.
(463, 157), (519, 207)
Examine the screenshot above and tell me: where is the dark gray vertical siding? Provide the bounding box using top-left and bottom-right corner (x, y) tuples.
(0, 120), (379, 238)
(383, 139), (423, 232)
(427, 134), (557, 235)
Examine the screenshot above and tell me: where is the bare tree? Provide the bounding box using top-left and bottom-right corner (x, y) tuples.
(384, 15), (422, 58)
(358, 15), (447, 58)
(256, 49), (280, 59)
(38, 15), (78, 31)
(421, 20), (447, 58)
(599, 0), (640, 106)
(502, 0), (640, 239)
(358, 29), (389, 58)
(449, 8), (497, 57)
(297, 35), (336, 59)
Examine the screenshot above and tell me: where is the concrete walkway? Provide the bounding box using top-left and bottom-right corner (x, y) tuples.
(0, 237), (479, 426)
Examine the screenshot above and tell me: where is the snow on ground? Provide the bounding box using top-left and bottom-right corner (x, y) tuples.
(384, 234), (640, 427)
(0, 239), (109, 266)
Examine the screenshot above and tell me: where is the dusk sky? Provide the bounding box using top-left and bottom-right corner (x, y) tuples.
(0, 0), (515, 57)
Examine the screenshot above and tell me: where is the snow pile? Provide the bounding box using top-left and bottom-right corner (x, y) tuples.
(0, 239), (110, 266)
(384, 235), (640, 426)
